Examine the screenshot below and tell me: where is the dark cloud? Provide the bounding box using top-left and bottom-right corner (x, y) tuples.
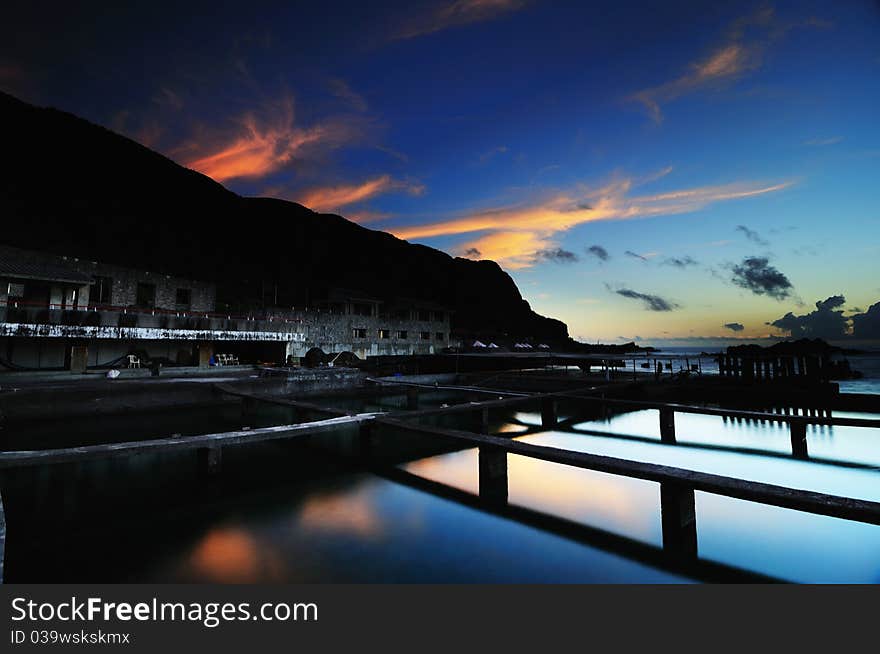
(585, 244), (609, 261)
(736, 225), (769, 246)
(731, 256), (793, 300)
(723, 322), (745, 332)
(663, 255), (698, 268)
(615, 288), (680, 311)
(624, 250), (648, 262)
(851, 302), (880, 339)
(534, 248), (579, 263)
(463, 247), (481, 258)
(769, 295), (848, 339)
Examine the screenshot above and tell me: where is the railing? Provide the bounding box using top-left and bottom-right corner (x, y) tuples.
(0, 300), (310, 323)
(2, 380), (878, 583)
(0, 299), (308, 333)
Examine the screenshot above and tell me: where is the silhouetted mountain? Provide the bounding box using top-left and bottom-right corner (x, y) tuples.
(0, 91), (567, 341)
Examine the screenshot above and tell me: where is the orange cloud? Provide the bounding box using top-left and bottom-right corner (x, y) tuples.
(454, 231), (554, 269)
(345, 210), (394, 225)
(629, 7), (824, 122)
(631, 43), (761, 122)
(394, 0), (527, 40)
(185, 95), (358, 182)
(297, 175), (424, 213)
(391, 175), (791, 269)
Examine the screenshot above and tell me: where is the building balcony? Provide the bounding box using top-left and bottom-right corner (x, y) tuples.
(0, 301), (306, 342)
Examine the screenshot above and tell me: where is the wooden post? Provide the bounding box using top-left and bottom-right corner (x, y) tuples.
(476, 407), (490, 435)
(406, 388), (419, 410)
(659, 408), (676, 444)
(790, 419), (808, 459)
(198, 446), (222, 475)
(541, 397), (557, 428)
(241, 396), (256, 417)
(660, 482), (697, 561)
(478, 446), (508, 505)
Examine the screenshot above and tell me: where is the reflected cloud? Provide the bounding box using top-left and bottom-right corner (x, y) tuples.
(297, 490), (387, 539)
(187, 527), (286, 583)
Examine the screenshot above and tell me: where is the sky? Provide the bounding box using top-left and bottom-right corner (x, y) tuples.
(2, 0), (879, 345)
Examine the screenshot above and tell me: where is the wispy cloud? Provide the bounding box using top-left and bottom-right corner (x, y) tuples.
(663, 255), (699, 268)
(391, 172), (791, 269)
(629, 7), (826, 122)
(297, 175), (425, 213)
(631, 43), (761, 123)
(393, 0), (527, 40)
(478, 145), (509, 164)
(609, 286), (680, 312)
(327, 78), (368, 112)
(735, 224), (769, 246)
(803, 136), (843, 146)
(533, 248), (579, 264)
(585, 244), (610, 262)
(624, 250), (660, 262)
(184, 94), (364, 182)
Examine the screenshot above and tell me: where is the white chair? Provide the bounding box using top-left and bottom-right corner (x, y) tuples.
(127, 354), (141, 369)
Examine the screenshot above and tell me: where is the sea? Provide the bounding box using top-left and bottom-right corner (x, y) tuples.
(643, 345), (880, 395)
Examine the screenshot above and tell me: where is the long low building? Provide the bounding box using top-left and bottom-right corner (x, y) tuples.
(0, 245), (452, 371)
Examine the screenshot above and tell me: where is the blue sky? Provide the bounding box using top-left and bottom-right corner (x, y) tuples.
(3, 0), (879, 343)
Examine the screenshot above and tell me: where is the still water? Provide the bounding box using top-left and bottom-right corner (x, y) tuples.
(4, 391), (880, 583)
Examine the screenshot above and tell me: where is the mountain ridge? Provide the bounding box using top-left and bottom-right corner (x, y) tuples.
(0, 91), (568, 342)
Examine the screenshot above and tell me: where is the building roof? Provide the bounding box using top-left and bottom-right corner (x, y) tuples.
(0, 257), (93, 285)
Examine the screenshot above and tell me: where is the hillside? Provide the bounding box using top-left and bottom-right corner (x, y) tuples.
(0, 91), (568, 342)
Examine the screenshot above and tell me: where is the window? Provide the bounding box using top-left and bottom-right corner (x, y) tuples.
(420, 331), (430, 340)
(436, 332), (445, 341)
(397, 330), (408, 339)
(378, 329), (390, 339)
(135, 282), (156, 308)
(93, 276), (113, 305)
(352, 328), (367, 339)
(175, 288), (192, 308)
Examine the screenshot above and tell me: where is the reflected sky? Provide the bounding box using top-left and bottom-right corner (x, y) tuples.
(158, 473), (686, 584)
(400, 408), (880, 582)
(9, 400), (880, 583)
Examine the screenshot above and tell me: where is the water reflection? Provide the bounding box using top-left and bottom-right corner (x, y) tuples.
(6, 395), (880, 583)
(398, 409), (880, 582)
(152, 474), (685, 583)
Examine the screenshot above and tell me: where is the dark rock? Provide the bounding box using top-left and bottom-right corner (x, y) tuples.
(0, 91), (568, 343)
